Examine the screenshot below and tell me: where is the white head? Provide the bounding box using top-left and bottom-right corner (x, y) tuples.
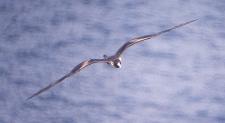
(113, 57), (122, 68)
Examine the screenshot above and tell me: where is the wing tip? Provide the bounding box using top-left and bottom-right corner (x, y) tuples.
(26, 91), (40, 101)
(26, 95), (34, 101)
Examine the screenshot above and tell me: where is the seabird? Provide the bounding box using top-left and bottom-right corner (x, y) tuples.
(27, 19), (198, 100)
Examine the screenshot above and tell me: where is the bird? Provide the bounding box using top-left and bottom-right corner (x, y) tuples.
(27, 19), (198, 100)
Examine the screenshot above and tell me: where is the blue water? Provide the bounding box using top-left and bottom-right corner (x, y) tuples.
(0, 0), (225, 123)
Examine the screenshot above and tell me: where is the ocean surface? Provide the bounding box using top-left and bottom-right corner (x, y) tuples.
(0, 0), (225, 123)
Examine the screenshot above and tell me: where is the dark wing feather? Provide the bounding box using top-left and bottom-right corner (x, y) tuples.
(115, 19), (198, 57)
(27, 59), (108, 100)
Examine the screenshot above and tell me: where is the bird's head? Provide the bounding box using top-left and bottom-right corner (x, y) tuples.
(113, 58), (122, 68)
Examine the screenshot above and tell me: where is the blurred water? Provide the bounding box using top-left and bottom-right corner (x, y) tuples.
(0, 0), (225, 123)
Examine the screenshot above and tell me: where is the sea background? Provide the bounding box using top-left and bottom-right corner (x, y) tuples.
(0, 0), (225, 123)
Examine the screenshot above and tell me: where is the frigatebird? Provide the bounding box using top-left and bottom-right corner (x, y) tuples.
(27, 19), (198, 100)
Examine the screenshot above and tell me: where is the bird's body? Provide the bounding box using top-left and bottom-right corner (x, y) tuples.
(27, 19), (198, 100)
(104, 55), (122, 68)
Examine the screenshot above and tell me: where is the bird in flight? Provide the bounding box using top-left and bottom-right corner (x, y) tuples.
(27, 19), (198, 100)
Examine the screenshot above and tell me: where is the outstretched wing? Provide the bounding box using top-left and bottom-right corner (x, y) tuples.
(115, 19), (198, 57)
(27, 59), (109, 100)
